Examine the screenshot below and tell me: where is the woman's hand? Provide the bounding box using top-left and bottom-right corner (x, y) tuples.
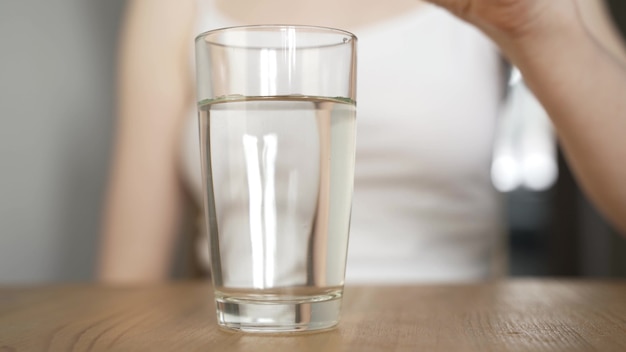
(427, 0), (626, 235)
(425, 0), (580, 60)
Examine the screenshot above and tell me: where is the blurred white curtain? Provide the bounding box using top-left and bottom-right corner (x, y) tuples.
(491, 68), (558, 193)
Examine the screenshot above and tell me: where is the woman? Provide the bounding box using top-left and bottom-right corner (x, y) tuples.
(99, 0), (626, 283)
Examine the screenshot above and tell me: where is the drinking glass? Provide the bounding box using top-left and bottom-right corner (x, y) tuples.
(195, 25), (357, 333)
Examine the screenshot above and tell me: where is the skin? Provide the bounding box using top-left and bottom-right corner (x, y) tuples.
(98, 0), (626, 284)
(426, 0), (626, 234)
(98, 0), (196, 283)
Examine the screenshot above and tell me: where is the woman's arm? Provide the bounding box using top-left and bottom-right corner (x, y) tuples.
(98, 0), (196, 283)
(427, 0), (626, 234)
(576, 0), (626, 63)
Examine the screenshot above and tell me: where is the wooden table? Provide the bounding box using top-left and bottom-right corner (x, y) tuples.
(1, 280), (625, 351)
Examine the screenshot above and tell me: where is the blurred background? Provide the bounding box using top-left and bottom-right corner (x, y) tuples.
(0, 0), (125, 282)
(0, 0), (624, 284)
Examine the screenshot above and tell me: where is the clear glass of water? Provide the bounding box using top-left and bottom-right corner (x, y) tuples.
(194, 25), (357, 333)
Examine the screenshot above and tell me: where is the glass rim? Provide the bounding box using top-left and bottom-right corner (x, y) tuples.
(195, 24), (358, 49)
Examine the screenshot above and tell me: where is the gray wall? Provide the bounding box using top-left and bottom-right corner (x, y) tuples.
(0, 0), (124, 283)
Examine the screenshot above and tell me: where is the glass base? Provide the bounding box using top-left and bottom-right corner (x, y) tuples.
(215, 292), (343, 333)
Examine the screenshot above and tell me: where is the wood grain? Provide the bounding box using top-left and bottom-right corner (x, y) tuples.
(0, 280), (624, 351)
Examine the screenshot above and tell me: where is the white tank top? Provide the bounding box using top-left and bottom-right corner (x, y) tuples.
(181, 0), (508, 283)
